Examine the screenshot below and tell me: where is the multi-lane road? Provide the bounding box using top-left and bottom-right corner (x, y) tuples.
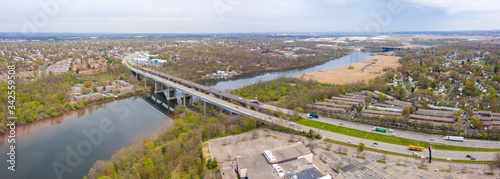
(124, 54), (498, 161)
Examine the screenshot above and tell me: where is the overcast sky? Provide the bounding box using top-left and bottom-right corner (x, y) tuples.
(1, 0), (499, 33)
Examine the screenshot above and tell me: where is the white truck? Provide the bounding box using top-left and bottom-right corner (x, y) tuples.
(443, 136), (464, 142)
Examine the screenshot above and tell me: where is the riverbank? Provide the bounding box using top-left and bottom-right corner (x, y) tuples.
(297, 52), (400, 84)
(1, 89), (151, 135)
(190, 53), (351, 82)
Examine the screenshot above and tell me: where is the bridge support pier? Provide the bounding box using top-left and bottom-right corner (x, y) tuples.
(165, 87), (177, 101)
(181, 93), (192, 106)
(211, 104), (214, 115)
(204, 101), (206, 116)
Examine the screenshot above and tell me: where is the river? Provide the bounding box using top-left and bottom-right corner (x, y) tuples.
(0, 93), (174, 179)
(0, 52), (373, 179)
(198, 52), (373, 91)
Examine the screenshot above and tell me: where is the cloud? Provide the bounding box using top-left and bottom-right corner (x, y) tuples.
(0, 0), (499, 33)
(406, 0), (500, 13)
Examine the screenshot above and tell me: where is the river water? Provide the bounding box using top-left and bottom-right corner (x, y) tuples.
(0, 52), (372, 179)
(0, 94), (174, 179)
(198, 52), (373, 91)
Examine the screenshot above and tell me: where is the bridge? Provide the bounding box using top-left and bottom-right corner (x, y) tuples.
(123, 54), (284, 124)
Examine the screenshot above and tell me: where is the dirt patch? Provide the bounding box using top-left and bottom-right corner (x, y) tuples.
(297, 53), (400, 85)
(202, 142), (211, 160)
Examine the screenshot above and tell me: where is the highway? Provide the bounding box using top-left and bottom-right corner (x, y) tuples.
(263, 104), (500, 149)
(123, 53), (498, 161)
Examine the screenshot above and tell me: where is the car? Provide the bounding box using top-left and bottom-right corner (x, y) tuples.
(412, 152), (418, 156)
(388, 129), (393, 133)
(471, 157), (476, 160)
(339, 123), (343, 125)
(268, 117), (272, 120)
(466, 155), (472, 158)
(373, 142), (378, 145)
(391, 133), (396, 136)
(290, 122), (296, 126)
(347, 140), (352, 143)
(429, 138), (434, 141)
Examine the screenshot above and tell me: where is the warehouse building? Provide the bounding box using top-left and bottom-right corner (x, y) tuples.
(236, 142), (330, 179)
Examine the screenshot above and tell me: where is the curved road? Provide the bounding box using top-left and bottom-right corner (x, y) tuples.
(124, 53), (498, 161)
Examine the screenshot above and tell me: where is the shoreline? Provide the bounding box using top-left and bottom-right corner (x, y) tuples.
(190, 53), (353, 82)
(4, 89), (152, 134)
(297, 53), (400, 85)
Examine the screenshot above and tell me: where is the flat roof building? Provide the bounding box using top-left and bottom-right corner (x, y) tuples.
(236, 142), (325, 179)
(414, 109), (453, 118)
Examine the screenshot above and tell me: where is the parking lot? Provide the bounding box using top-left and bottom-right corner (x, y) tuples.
(206, 129), (500, 179)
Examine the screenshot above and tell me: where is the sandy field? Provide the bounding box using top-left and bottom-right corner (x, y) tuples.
(297, 53), (400, 84)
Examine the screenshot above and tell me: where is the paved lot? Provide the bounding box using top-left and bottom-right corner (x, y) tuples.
(207, 129), (500, 179)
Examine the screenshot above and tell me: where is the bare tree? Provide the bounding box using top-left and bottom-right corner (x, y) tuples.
(252, 131), (259, 139)
(289, 134), (296, 142)
(488, 164), (496, 173)
(326, 143), (333, 151)
(495, 152), (500, 167)
(381, 154), (387, 161)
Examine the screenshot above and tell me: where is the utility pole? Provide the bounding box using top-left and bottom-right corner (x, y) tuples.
(429, 145), (432, 163)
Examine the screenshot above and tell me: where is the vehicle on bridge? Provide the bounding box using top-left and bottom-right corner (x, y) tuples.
(306, 113), (319, 119)
(444, 136), (464, 142)
(371, 127), (387, 133)
(408, 145), (424, 151)
(250, 100), (260, 105)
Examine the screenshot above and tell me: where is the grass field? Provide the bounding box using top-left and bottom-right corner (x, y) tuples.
(297, 119), (500, 152)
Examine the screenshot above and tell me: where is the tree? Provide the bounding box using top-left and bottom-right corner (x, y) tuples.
(206, 158), (218, 170)
(467, 117), (479, 128)
(495, 152), (500, 167)
(490, 97), (499, 112)
(402, 107), (410, 116)
(84, 80), (93, 88)
(359, 142), (365, 151)
(451, 110), (463, 123)
(378, 93), (387, 102)
(477, 121), (485, 131)
(440, 124), (447, 131)
(308, 129), (315, 138)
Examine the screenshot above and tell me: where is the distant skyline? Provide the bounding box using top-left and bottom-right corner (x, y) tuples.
(1, 0), (499, 33)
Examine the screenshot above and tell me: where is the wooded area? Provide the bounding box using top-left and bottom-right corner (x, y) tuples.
(0, 64), (144, 133)
(86, 106), (262, 179)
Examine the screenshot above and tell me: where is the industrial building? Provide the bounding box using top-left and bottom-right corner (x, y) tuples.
(236, 142), (331, 179)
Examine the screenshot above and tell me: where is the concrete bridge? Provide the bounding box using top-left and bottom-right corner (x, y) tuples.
(123, 55), (277, 119)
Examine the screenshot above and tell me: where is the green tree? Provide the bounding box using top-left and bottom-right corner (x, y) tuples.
(359, 142), (365, 151)
(378, 93), (387, 102)
(206, 158), (218, 170)
(467, 117), (479, 128)
(84, 80), (93, 88)
(402, 107), (410, 116)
